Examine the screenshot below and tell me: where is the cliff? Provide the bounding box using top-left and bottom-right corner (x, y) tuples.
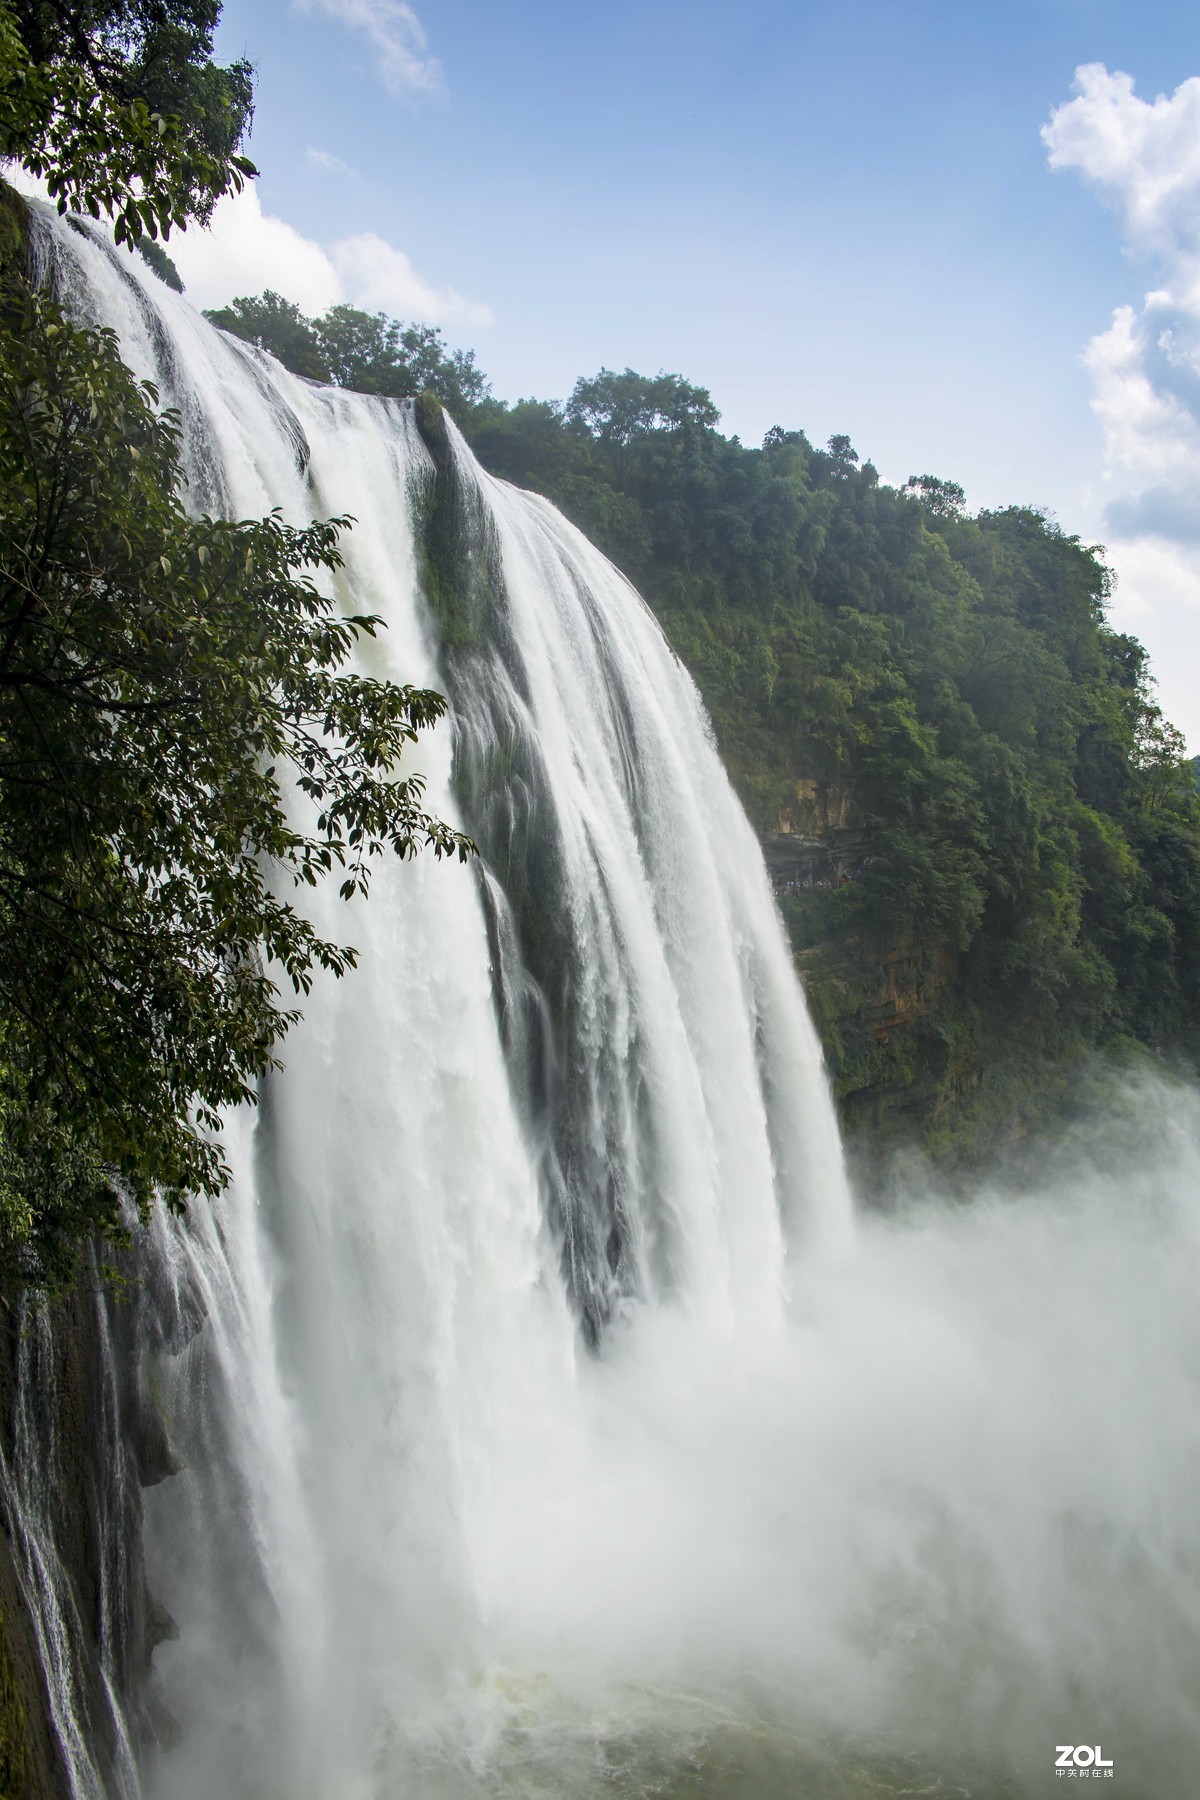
(0, 1252), (183, 1798)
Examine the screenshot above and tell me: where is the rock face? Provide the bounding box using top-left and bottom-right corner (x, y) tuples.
(0, 1500), (67, 1797)
(0, 1253), (182, 1798)
(764, 779), (868, 896)
(761, 779), (967, 1168)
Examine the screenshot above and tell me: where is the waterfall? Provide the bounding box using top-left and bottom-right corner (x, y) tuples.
(24, 208), (852, 1795)
(12, 207), (1200, 1800)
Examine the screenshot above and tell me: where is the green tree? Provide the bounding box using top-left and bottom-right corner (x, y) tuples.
(0, 285), (471, 1285)
(206, 290), (331, 381)
(136, 236), (184, 291)
(0, 0), (255, 243)
(315, 306), (488, 409)
(904, 473), (967, 519)
(565, 367), (719, 480)
(206, 294), (489, 411)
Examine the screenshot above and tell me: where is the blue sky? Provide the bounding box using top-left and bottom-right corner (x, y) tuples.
(176, 0), (1200, 740)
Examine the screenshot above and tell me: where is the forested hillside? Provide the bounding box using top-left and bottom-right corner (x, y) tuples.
(207, 299), (1200, 1166)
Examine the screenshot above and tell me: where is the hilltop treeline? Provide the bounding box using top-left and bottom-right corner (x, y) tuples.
(205, 290), (488, 411)
(196, 311), (1200, 1160)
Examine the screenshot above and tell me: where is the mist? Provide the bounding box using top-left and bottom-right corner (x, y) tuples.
(363, 1071), (1200, 1799)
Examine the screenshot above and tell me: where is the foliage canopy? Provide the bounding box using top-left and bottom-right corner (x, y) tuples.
(0, 0), (255, 243)
(206, 291), (489, 411)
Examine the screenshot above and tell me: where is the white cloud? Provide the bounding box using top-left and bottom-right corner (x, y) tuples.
(331, 233), (493, 327)
(170, 185), (343, 314)
(306, 147), (359, 178)
(1043, 65), (1200, 255)
(295, 0), (442, 98)
(5, 162), (490, 331)
(169, 184), (491, 331)
(1043, 65), (1200, 744)
(1105, 537), (1200, 748)
(1042, 66), (1200, 491)
(1081, 297), (1200, 484)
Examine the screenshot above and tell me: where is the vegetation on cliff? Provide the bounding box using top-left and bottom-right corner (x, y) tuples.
(219, 306), (1200, 1161)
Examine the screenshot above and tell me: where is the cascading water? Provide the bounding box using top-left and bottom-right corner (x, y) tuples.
(12, 204), (1200, 1800)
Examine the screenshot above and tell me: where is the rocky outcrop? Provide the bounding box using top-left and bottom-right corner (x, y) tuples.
(0, 1521), (66, 1798)
(763, 779), (866, 894)
(0, 1252), (184, 1798)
